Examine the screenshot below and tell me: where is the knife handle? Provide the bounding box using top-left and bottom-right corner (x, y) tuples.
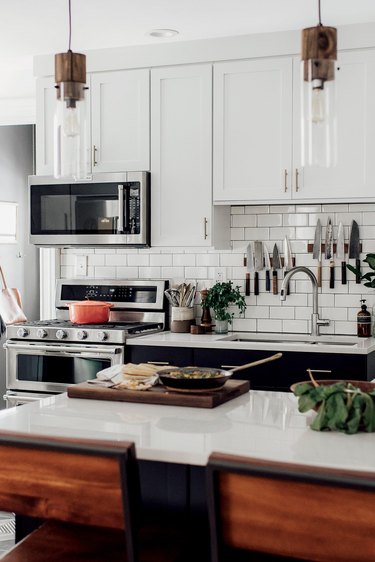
(329, 261), (335, 289)
(272, 271), (278, 295)
(284, 271), (290, 295)
(265, 270), (271, 292)
(254, 272), (259, 296)
(317, 262), (322, 288)
(245, 273), (250, 296)
(355, 258), (361, 284)
(341, 262), (347, 284)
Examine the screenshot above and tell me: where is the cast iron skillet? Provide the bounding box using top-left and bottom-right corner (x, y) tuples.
(157, 352), (282, 392)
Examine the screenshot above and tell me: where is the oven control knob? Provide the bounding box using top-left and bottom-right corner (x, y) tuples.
(36, 329), (47, 339)
(56, 329), (67, 340)
(17, 327), (29, 338)
(97, 331), (108, 341)
(77, 330), (87, 340)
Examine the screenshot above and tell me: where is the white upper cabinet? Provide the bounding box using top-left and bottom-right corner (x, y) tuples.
(213, 58), (293, 203)
(151, 64), (216, 246)
(293, 49), (375, 200)
(213, 49), (375, 203)
(35, 76), (56, 176)
(91, 69), (150, 172)
(35, 69), (149, 176)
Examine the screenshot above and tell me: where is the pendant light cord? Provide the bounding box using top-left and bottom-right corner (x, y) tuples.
(68, 0), (72, 51)
(318, 0), (322, 26)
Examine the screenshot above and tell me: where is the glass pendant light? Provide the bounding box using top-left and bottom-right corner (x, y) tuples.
(54, 0), (90, 180)
(301, 0), (337, 167)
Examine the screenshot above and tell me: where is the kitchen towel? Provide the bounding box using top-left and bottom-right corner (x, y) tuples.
(0, 266), (27, 325)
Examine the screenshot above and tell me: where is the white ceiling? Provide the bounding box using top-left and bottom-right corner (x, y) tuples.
(2, 0), (375, 101)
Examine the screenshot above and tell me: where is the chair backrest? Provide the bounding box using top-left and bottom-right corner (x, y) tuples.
(0, 431), (140, 562)
(207, 452), (375, 562)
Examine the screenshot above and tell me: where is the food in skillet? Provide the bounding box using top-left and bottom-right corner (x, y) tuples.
(161, 368), (223, 379)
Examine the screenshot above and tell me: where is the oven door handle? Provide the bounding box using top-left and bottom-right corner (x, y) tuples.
(3, 342), (123, 355)
(117, 184), (125, 233)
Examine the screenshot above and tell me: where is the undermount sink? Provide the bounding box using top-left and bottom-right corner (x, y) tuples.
(217, 334), (362, 348)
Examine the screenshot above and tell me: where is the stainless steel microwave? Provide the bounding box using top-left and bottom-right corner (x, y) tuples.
(29, 172), (150, 247)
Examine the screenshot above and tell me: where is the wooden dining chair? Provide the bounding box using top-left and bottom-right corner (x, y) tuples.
(0, 431), (182, 562)
(207, 452), (375, 562)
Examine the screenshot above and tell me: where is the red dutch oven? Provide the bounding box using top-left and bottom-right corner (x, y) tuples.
(68, 301), (113, 324)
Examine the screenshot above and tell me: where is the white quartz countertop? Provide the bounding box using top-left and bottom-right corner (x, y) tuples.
(0, 391), (374, 472)
(128, 331), (375, 355)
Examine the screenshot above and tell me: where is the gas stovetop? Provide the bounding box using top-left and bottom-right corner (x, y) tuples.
(7, 319), (164, 344)
(6, 278), (168, 344)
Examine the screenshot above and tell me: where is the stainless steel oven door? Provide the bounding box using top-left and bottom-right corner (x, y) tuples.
(4, 341), (124, 394)
(4, 391), (57, 408)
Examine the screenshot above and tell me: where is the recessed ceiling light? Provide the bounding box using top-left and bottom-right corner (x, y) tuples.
(148, 29), (179, 38)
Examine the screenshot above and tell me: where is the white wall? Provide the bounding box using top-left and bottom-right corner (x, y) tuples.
(0, 125), (39, 407)
(58, 201), (375, 337)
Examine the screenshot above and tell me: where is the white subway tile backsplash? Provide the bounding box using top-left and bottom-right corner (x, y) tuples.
(270, 205), (296, 214)
(232, 215), (257, 228)
(283, 214), (308, 227)
(127, 254), (150, 266)
(245, 205), (269, 214)
(282, 320), (309, 334)
(58, 201), (375, 336)
(116, 267), (139, 278)
(95, 266), (117, 278)
(257, 319), (282, 332)
(150, 254), (172, 266)
(244, 227), (269, 240)
(173, 254), (196, 266)
(258, 214), (282, 227)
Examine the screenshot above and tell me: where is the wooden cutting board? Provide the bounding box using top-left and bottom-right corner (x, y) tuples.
(67, 379), (250, 409)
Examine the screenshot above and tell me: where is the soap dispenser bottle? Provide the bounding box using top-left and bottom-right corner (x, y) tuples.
(357, 299), (371, 338)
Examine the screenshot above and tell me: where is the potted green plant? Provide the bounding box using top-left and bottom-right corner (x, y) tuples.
(347, 254), (375, 287)
(202, 281), (246, 334)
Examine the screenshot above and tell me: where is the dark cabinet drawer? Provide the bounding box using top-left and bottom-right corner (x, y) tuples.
(194, 348), (373, 391)
(127, 345), (193, 367)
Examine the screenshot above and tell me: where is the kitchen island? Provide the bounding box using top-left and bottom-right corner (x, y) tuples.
(1, 389), (374, 558)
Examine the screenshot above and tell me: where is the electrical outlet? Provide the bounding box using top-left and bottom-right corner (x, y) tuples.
(214, 267), (226, 283)
(75, 255), (87, 277)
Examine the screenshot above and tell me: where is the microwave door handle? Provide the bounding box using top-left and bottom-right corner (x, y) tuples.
(117, 184), (126, 233)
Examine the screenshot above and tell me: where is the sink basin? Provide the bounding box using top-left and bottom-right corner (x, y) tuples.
(217, 333), (362, 348)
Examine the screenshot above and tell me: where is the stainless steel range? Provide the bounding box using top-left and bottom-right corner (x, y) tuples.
(4, 279), (168, 406)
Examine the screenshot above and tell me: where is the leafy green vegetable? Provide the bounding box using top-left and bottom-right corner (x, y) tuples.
(292, 382), (375, 434)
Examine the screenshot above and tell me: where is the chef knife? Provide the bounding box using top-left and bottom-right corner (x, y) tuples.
(263, 243), (271, 292)
(246, 243), (254, 296)
(336, 221), (346, 284)
(283, 236), (293, 295)
(325, 217), (334, 289)
(349, 220), (361, 284)
(272, 244), (281, 295)
(254, 240), (263, 296)
(312, 219), (322, 288)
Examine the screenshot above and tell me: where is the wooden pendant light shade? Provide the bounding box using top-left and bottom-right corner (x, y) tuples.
(55, 50), (86, 101)
(301, 26), (337, 82)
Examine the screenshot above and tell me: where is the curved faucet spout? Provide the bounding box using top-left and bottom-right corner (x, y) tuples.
(280, 266), (329, 336)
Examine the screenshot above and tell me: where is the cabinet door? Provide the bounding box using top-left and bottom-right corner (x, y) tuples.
(151, 64), (213, 246)
(91, 69), (150, 172)
(35, 76), (55, 176)
(293, 50), (375, 200)
(127, 345), (193, 367)
(213, 58), (293, 203)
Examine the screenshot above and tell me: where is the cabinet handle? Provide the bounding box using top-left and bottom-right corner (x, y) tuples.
(203, 217), (208, 240)
(295, 168), (300, 192)
(93, 145), (98, 166)
(147, 361), (170, 365)
(284, 169), (288, 192)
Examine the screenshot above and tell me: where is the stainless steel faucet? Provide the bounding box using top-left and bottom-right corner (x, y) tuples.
(280, 266), (330, 337)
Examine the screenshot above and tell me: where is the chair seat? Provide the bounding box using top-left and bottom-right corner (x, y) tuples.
(0, 519), (185, 562)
